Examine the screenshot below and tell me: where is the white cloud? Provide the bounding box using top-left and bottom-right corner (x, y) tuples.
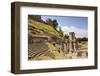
(60, 26), (88, 38)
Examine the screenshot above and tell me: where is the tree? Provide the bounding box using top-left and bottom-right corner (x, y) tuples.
(77, 37), (88, 43)
(46, 18), (53, 26)
(46, 19), (58, 29)
(53, 19), (58, 29)
(63, 34), (69, 42)
(28, 15), (41, 22)
(82, 37), (88, 41)
(59, 27), (63, 36)
(64, 34), (69, 39)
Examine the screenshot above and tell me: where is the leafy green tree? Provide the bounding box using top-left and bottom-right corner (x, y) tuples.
(53, 19), (58, 29)
(63, 34), (69, 42)
(46, 19), (58, 29)
(28, 15), (41, 22)
(64, 34), (69, 39)
(46, 18), (53, 26)
(59, 27), (63, 36)
(82, 37), (88, 41)
(77, 37), (88, 43)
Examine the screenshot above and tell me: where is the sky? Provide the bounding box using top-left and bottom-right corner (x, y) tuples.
(41, 15), (88, 38)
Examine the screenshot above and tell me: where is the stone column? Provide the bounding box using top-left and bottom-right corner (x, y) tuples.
(63, 43), (67, 54)
(68, 32), (77, 52)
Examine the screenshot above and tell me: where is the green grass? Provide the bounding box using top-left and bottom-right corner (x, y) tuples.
(28, 19), (65, 41)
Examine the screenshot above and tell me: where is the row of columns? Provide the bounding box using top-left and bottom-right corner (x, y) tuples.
(63, 32), (79, 53)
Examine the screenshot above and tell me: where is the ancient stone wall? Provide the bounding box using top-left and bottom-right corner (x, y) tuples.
(65, 32), (79, 53)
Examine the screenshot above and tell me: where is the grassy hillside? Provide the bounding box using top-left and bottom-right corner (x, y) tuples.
(28, 19), (65, 41)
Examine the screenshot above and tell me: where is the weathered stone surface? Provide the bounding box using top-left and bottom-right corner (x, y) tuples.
(68, 32), (78, 52)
